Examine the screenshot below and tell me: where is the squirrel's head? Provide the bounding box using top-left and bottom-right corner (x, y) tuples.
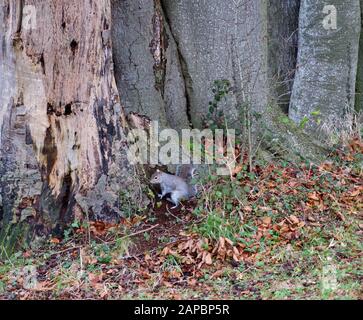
(150, 169), (163, 184)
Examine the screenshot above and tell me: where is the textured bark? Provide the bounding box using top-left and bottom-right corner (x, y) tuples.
(267, 0), (300, 113)
(111, 0), (190, 130)
(355, 1), (363, 116)
(289, 0), (361, 138)
(0, 0), (146, 251)
(162, 0), (269, 127)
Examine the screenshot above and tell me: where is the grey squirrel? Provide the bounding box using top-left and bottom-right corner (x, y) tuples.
(150, 164), (197, 209)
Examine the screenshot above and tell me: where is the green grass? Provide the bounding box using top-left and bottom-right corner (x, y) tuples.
(194, 211), (242, 243)
(0, 145), (361, 300)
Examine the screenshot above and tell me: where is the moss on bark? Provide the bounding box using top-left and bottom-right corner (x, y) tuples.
(257, 106), (331, 163)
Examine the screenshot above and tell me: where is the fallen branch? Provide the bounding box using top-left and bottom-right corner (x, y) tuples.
(119, 224), (160, 241)
(49, 246), (83, 256)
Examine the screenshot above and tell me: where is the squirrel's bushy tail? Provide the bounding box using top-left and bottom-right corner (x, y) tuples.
(176, 164), (198, 198)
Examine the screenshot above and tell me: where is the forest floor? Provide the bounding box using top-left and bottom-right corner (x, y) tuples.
(0, 139), (362, 300)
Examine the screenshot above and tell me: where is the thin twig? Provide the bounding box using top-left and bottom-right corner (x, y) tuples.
(49, 246), (83, 257)
(165, 206), (186, 223)
(118, 224), (160, 241)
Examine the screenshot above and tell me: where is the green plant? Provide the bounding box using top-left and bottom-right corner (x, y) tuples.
(299, 109), (322, 128)
(195, 210), (242, 243)
(143, 232), (151, 242)
(204, 79), (232, 131)
(119, 186), (149, 218)
(161, 254), (182, 274)
(91, 242), (112, 264)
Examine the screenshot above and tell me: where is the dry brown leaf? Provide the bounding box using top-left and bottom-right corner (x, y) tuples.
(232, 164), (244, 175)
(297, 221), (305, 228)
(280, 225), (290, 233)
(22, 251), (32, 258)
(211, 270), (223, 279)
(50, 238), (60, 244)
(335, 212), (346, 221)
(288, 215), (300, 224)
(88, 272), (103, 285)
(187, 278), (197, 286)
(350, 189), (361, 197)
(308, 192), (320, 201)
(261, 216), (272, 225)
(205, 253), (213, 265)
(307, 216), (316, 222)
(225, 238), (234, 246)
(219, 236), (225, 249)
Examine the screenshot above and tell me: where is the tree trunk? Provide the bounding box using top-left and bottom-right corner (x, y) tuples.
(111, 0), (190, 130)
(355, 1), (363, 117)
(0, 0), (146, 253)
(1, 0), (361, 253)
(267, 0), (300, 113)
(289, 0), (361, 140)
(162, 0), (269, 127)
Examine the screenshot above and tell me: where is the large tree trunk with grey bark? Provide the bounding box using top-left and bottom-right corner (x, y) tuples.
(111, 0), (190, 130)
(267, 0), (300, 113)
(0, 0), (146, 252)
(112, 0), (269, 129)
(162, 0), (269, 127)
(289, 0), (361, 140)
(356, 3), (363, 117)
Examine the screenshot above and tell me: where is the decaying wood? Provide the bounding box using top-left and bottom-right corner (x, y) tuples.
(0, 0), (148, 250)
